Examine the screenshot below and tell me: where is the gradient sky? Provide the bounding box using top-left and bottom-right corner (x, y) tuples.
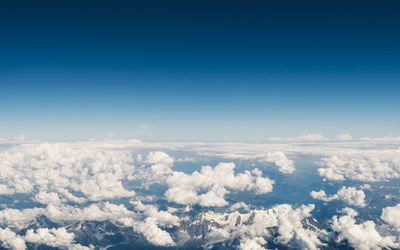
(1, 0), (400, 142)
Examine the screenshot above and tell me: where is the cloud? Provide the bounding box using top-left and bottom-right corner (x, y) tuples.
(34, 191), (62, 205)
(268, 133), (353, 143)
(0, 184), (15, 195)
(24, 228), (75, 248)
(318, 155), (400, 182)
(381, 204), (400, 230)
(145, 151), (174, 176)
(131, 200), (180, 227)
(335, 133), (352, 141)
(176, 157), (195, 163)
(136, 218), (175, 246)
(259, 151), (295, 174)
(310, 186), (366, 207)
(0, 208), (45, 226)
(0, 143), (136, 203)
(0, 139), (399, 249)
(268, 133), (330, 142)
(229, 202), (250, 212)
(203, 204), (325, 250)
(0, 227), (92, 250)
(0, 228), (26, 250)
(331, 208), (399, 250)
(164, 162), (274, 207)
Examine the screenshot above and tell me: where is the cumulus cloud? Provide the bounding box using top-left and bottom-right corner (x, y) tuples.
(310, 186), (366, 207)
(24, 228), (75, 248)
(0, 184), (15, 195)
(0, 143), (136, 203)
(136, 218), (176, 246)
(164, 162), (274, 206)
(229, 202), (250, 212)
(0, 208), (45, 226)
(203, 204), (325, 250)
(259, 151), (295, 174)
(145, 151), (174, 176)
(318, 155), (400, 182)
(0, 140), (399, 249)
(381, 204), (400, 230)
(131, 201), (180, 227)
(331, 208), (399, 250)
(133, 151), (175, 186)
(0, 228), (26, 250)
(0, 227), (92, 250)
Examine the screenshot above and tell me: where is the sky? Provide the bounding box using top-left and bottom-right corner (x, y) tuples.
(1, 0), (400, 142)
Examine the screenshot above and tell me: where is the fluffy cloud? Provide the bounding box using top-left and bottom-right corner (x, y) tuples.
(0, 227), (92, 250)
(133, 151), (175, 187)
(0, 143), (136, 203)
(0, 184), (15, 195)
(1, 140), (399, 249)
(318, 155), (400, 182)
(24, 228), (75, 248)
(136, 218), (176, 246)
(165, 162), (274, 206)
(44, 202), (136, 227)
(145, 151), (174, 176)
(0, 228), (26, 250)
(0, 208), (45, 226)
(331, 208), (399, 250)
(203, 204), (325, 250)
(310, 186), (366, 207)
(131, 201), (180, 227)
(381, 204), (400, 230)
(259, 151), (295, 174)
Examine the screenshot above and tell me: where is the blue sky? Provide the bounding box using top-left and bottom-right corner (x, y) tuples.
(1, 0), (400, 142)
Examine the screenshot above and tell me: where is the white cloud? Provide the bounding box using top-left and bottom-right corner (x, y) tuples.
(229, 202), (250, 212)
(0, 139), (399, 249)
(136, 218), (175, 246)
(177, 157), (195, 163)
(318, 155), (400, 182)
(0, 228), (26, 250)
(0, 184), (15, 195)
(44, 202), (136, 227)
(359, 184), (371, 190)
(142, 151), (174, 182)
(259, 151), (295, 174)
(164, 162), (274, 207)
(131, 200), (180, 227)
(0, 143), (136, 203)
(310, 186), (366, 207)
(24, 228), (75, 248)
(0, 208), (45, 226)
(381, 204), (400, 230)
(202, 204), (325, 250)
(331, 208), (399, 250)
(34, 191), (62, 205)
(335, 133), (352, 141)
(268, 133), (330, 142)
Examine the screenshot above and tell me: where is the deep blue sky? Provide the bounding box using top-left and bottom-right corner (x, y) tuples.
(1, 0), (400, 141)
